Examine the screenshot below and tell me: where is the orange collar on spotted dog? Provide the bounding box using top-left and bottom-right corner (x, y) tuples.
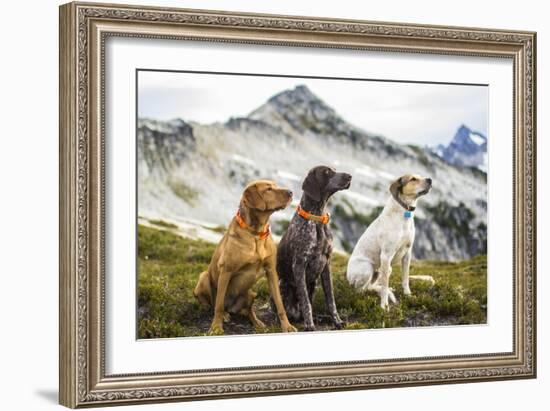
(235, 209), (271, 240)
(296, 205), (330, 225)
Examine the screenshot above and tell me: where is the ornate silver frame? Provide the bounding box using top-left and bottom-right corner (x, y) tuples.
(59, 2), (536, 408)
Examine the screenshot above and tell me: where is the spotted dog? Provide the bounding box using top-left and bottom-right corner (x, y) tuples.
(276, 165), (352, 331)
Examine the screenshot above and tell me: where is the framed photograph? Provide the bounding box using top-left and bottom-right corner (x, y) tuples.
(59, 2), (537, 408)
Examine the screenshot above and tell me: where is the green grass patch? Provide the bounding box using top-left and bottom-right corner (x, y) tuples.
(333, 199), (383, 228)
(167, 179), (199, 205)
(137, 225), (215, 338)
(407, 144), (433, 169)
(137, 225), (487, 338)
(207, 225), (226, 234)
(148, 219), (178, 229)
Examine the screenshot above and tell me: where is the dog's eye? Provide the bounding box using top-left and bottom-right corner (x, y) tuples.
(411, 177), (417, 182)
(267, 187), (272, 191)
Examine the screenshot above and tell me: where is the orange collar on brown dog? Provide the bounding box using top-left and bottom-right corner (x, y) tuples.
(296, 205), (330, 225)
(235, 209), (270, 240)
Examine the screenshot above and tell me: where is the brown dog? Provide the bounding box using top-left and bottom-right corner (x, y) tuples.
(193, 180), (297, 335)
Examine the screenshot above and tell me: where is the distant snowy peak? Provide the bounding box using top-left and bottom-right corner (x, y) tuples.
(452, 124), (487, 151)
(433, 125), (487, 172)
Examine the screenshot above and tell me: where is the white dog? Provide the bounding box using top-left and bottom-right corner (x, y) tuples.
(346, 174), (433, 308)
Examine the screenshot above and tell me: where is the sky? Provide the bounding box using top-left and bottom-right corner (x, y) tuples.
(138, 70), (488, 147)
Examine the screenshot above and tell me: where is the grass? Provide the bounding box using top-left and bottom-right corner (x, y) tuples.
(167, 179), (199, 205)
(137, 224), (487, 339)
(407, 144), (433, 169)
(333, 200), (383, 228)
(148, 219), (178, 229)
(209, 225), (227, 234)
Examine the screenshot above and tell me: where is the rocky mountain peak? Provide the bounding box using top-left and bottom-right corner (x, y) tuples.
(137, 118), (196, 177)
(269, 84), (326, 107)
(452, 124), (487, 152)
(248, 85), (341, 132)
(432, 124), (487, 171)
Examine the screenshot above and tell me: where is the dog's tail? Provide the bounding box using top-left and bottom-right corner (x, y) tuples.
(193, 271), (213, 308)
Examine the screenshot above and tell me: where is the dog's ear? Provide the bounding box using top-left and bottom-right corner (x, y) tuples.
(302, 169), (321, 202)
(389, 177), (403, 200)
(242, 184), (267, 210)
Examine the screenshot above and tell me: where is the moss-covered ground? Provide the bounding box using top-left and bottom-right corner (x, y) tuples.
(137, 224), (487, 338)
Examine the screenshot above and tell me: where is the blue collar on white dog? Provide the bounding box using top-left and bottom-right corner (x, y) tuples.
(404, 210), (414, 219)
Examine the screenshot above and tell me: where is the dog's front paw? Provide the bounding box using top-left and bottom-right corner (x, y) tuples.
(281, 322), (297, 333)
(388, 288), (397, 303)
(403, 286), (412, 296)
(333, 320), (345, 330)
(253, 318), (267, 330)
(208, 322), (225, 336)
(379, 288), (396, 310)
(303, 323), (316, 332)
(332, 315), (345, 330)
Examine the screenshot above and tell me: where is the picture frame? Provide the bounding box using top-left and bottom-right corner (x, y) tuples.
(59, 1), (537, 408)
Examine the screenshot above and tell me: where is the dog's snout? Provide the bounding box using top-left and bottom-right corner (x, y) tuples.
(426, 178), (432, 185)
(287, 190), (293, 198)
(344, 173), (352, 181)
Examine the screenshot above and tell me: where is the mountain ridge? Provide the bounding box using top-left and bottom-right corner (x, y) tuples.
(138, 85), (487, 261)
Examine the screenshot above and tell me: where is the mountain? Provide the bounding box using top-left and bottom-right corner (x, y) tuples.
(433, 125), (487, 172)
(138, 85), (487, 261)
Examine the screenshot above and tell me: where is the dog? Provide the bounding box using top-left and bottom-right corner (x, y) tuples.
(277, 166), (352, 331)
(193, 180), (297, 335)
(346, 174), (432, 308)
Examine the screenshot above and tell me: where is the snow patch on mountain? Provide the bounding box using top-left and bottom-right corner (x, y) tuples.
(355, 166), (377, 179)
(277, 170), (301, 182)
(469, 132), (486, 146)
(342, 191), (379, 206)
(231, 154), (256, 167)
